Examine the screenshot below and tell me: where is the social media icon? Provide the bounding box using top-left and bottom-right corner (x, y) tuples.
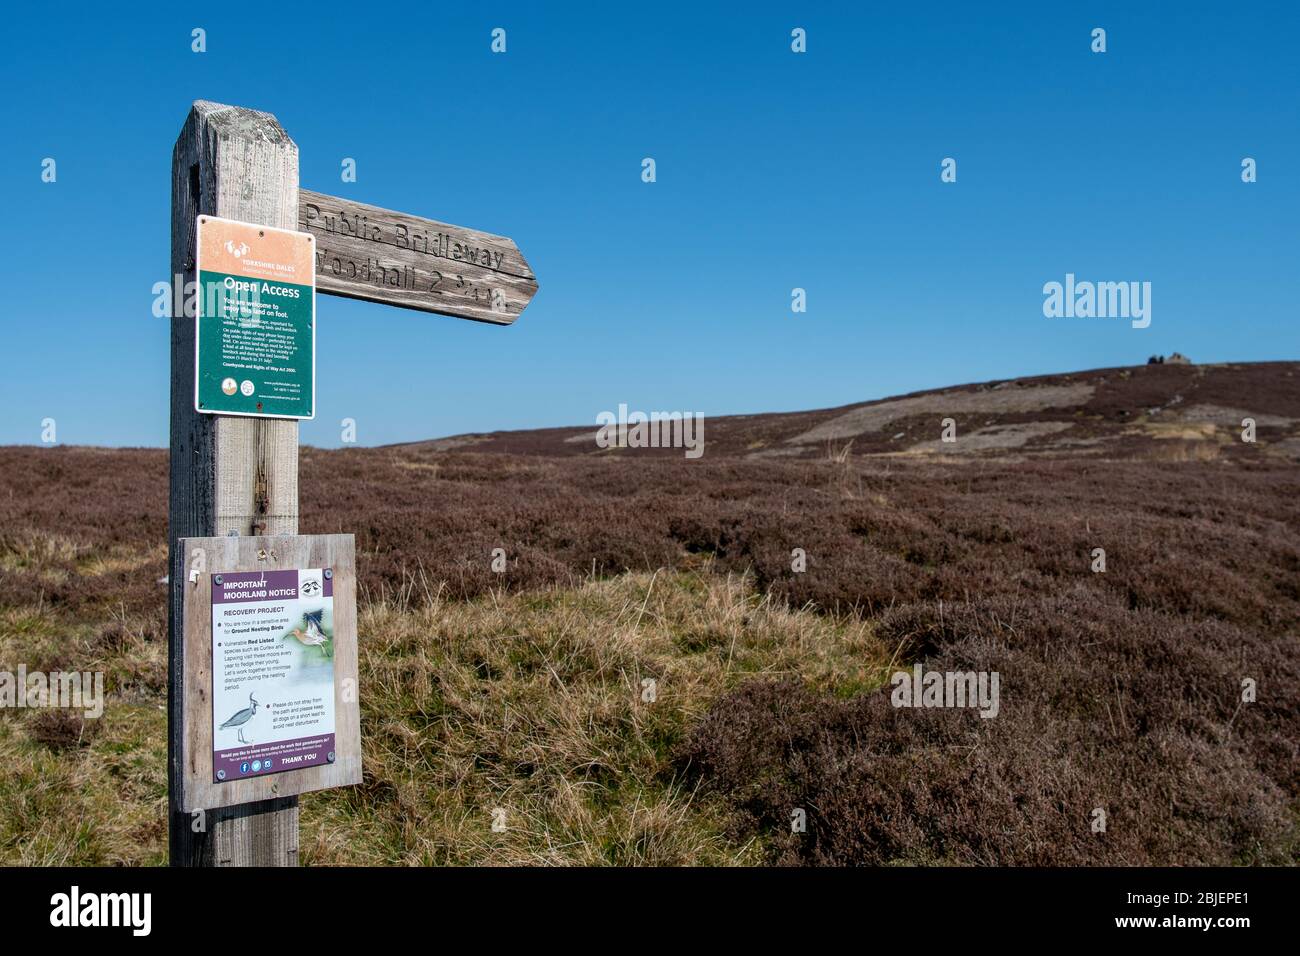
(240, 762), (249, 774)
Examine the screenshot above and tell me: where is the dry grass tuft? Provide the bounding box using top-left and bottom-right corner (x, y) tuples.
(300, 570), (888, 865)
(0, 543), (887, 865)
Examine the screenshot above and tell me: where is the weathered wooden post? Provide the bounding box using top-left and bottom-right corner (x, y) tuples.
(168, 99), (537, 867)
(169, 102), (302, 865)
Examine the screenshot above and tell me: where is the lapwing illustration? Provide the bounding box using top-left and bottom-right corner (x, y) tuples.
(289, 609), (331, 656)
(220, 693), (258, 744)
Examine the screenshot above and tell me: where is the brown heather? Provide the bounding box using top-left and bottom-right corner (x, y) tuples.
(1, 360), (1297, 865)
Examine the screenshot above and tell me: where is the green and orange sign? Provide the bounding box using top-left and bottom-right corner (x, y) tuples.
(195, 216), (316, 419)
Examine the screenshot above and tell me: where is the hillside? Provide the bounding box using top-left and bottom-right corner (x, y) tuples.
(1, 359), (1297, 866)
(397, 361), (1300, 461)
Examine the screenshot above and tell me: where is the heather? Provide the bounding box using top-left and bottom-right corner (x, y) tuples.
(1, 360), (1297, 864)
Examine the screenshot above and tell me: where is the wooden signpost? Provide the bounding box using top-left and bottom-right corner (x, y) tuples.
(299, 190), (537, 324)
(168, 100), (537, 866)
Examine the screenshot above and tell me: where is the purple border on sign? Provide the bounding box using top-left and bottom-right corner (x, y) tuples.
(214, 732), (337, 783)
(213, 569), (300, 604)
(211, 568), (337, 783)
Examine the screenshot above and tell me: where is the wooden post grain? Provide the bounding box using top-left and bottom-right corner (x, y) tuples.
(169, 101), (301, 866)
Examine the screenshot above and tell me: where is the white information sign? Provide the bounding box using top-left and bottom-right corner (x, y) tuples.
(210, 568), (337, 783)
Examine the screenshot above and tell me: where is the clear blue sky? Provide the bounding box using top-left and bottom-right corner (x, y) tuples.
(1, 1), (1296, 447)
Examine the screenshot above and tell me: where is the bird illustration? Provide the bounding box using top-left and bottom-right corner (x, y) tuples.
(289, 609), (331, 655)
(220, 693), (258, 744)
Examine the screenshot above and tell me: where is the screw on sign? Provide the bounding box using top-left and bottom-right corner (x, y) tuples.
(167, 100), (539, 867)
